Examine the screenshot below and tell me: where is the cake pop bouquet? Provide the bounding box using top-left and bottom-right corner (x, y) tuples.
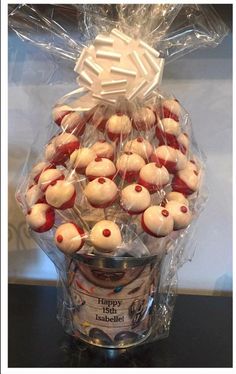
(11, 4), (227, 348)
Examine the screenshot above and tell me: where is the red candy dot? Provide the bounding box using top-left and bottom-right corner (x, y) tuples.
(57, 235), (63, 243)
(95, 157), (102, 162)
(125, 151), (132, 155)
(183, 132), (188, 138)
(137, 137), (143, 143)
(99, 139), (106, 143)
(116, 112), (123, 116)
(27, 209), (32, 215)
(155, 163), (161, 168)
(161, 209), (169, 217)
(103, 229), (111, 237)
(98, 177), (106, 184)
(194, 170), (198, 176)
(181, 206), (188, 213)
(51, 180), (58, 186)
(135, 185), (142, 192)
(190, 160), (196, 164)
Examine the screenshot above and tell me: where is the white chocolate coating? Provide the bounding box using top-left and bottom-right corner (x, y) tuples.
(139, 163), (169, 187)
(166, 191), (189, 206)
(55, 223), (84, 254)
(157, 118), (181, 136)
(26, 185), (44, 207)
(31, 161), (52, 181)
(70, 148), (96, 173)
(38, 169), (64, 191)
(106, 114), (132, 135)
(84, 177), (118, 207)
(86, 158), (116, 179)
(54, 132), (79, 148)
(175, 149), (188, 171)
(185, 160), (198, 172)
(45, 180), (75, 209)
(120, 184), (151, 213)
(153, 145), (177, 163)
(91, 140), (114, 159)
(61, 112), (83, 132)
(177, 166), (200, 192)
(26, 203), (53, 230)
(133, 107), (156, 130)
(90, 220), (122, 253)
(163, 99), (181, 117)
(116, 153), (145, 173)
(165, 201), (192, 230)
(177, 133), (189, 152)
(124, 138), (153, 160)
(142, 206), (174, 237)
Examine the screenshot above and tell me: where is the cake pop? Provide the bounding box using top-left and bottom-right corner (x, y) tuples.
(52, 105), (70, 126)
(60, 111), (86, 136)
(124, 137), (153, 161)
(38, 168), (65, 192)
(141, 205), (174, 237)
(69, 148), (96, 174)
(45, 133), (80, 165)
(84, 177), (118, 208)
(91, 140), (115, 160)
(90, 220), (122, 253)
(177, 132), (189, 154)
(106, 114), (132, 141)
(116, 152), (145, 182)
(55, 222), (85, 254)
(25, 184), (45, 207)
(156, 118), (181, 148)
(138, 162), (169, 193)
(165, 201), (192, 230)
(120, 184), (151, 214)
(166, 191), (189, 206)
(45, 180), (76, 209)
(161, 99), (181, 122)
(26, 203), (55, 232)
(31, 161), (55, 183)
(151, 145), (178, 173)
(172, 164), (200, 195)
(85, 157), (116, 181)
(132, 107), (156, 131)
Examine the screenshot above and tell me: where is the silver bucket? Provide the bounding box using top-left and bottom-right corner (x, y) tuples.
(66, 253), (164, 348)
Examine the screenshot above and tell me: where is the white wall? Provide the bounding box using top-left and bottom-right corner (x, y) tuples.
(8, 30), (232, 294)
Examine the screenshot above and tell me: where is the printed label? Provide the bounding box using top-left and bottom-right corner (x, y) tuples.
(69, 260), (159, 345)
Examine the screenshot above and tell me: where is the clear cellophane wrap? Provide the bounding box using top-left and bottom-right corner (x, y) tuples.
(10, 4), (227, 347)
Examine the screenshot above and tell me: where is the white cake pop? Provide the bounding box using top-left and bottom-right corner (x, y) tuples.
(120, 184), (151, 214)
(26, 203), (55, 232)
(124, 137), (153, 161)
(69, 148), (96, 174)
(166, 191), (189, 206)
(172, 164), (200, 195)
(116, 152), (145, 182)
(45, 180), (76, 209)
(162, 99), (181, 122)
(84, 177), (118, 208)
(156, 118), (181, 148)
(60, 111), (86, 136)
(106, 114), (132, 141)
(31, 161), (55, 183)
(165, 201), (192, 230)
(45, 133), (80, 165)
(151, 145), (178, 173)
(138, 162), (169, 193)
(132, 107), (156, 131)
(85, 157), (116, 181)
(52, 105), (70, 125)
(141, 205), (174, 237)
(177, 132), (189, 154)
(91, 140), (115, 160)
(38, 168), (65, 192)
(25, 184), (45, 207)
(90, 220), (122, 253)
(55, 222), (85, 254)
